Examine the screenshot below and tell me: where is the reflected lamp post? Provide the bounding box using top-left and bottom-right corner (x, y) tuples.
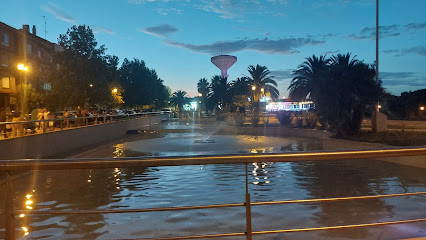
(17, 64), (29, 114)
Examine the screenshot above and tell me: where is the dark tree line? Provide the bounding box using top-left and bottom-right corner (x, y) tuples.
(197, 64), (279, 114)
(43, 25), (169, 110)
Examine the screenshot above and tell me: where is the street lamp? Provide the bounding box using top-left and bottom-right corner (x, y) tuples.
(198, 93), (202, 97)
(113, 88), (118, 93)
(89, 84), (93, 88)
(252, 86), (256, 91)
(420, 106), (425, 111)
(17, 64), (29, 114)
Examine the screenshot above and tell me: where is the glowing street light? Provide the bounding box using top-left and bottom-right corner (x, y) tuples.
(112, 88), (118, 93)
(17, 64), (28, 71)
(17, 64), (29, 113)
(261, 88), (264, 92)
(252, 86), (256, 91)
(89, 84), (93, 88)
(378, 105), (382, 109)
(420, 106), (425, 111)
(198, 93), (202, 97)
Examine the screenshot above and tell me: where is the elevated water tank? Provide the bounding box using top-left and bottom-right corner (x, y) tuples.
(211, 55), (237, 78)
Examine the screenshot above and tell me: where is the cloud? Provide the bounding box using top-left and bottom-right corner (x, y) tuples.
(380, 72), (415, 79)
(140, 24), (178, 38)
(380, 72), (426, 94)
(382, 46), (426, 57)
(91, 26), (115, 34)
(129, 0), (175, 3)
(155, 7), (183, 15)
(405, 22), (426, 31)
(43, 2), (76, 23)
(165, 37), (325, 55)
(270, 69), (294, 81)
(348, 24), (400, 40)
(322, 50), (340, 55)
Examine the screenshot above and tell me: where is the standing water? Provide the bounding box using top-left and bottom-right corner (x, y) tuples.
(1, 122), (425, 239)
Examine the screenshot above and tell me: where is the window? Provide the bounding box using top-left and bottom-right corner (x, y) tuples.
(1, 54), (8, 67)
(2, 76), (10, 89)
(38, 50), (42, 58)
(42, 82), (51, 91)
(27, 43), (32, 55)
(1, 33), (9, 46)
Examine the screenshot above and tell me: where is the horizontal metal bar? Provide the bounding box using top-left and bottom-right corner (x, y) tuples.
(105, 232), (246, 240)
(252, 218), (426, 235)
(11, 203), (244, 215)
(252, 191), (426, 206)
(1, 147), (426, 171)
(5, 191), (425, 216)
(0, 112), (161, 125)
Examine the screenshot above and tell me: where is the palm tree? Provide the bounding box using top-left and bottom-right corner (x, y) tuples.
(230, 77), (250, 96)
(197, 78), (209, 112)
(245, 65), (279, 114)
(170, 90), (187, 116)
(288, 55), (330, 101)
(210, 75), (231, 110)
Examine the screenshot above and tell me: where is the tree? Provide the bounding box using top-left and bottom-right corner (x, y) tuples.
(197, 78), (209, 112)
(245, 65), (279, 114)
(45, 25), (119, 110)
(170, 90), (187, 115)
(210, 75), (231, 110)
(288, 55), (330, 101)
(118, 58), (169, 109)
(293, 53), (382, 137)
(230, 77), (250, 97)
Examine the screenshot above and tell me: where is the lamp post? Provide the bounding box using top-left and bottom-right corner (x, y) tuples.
(17, 64), (28, 114)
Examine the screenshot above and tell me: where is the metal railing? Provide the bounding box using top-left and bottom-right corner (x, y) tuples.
(0, 111), (164, 138)
(1, 147), (426, 240)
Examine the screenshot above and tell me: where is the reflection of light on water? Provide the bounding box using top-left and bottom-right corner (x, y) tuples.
(22, 226), (29, 236)
(251, 162), (272, 185)
(114, 168), (121, 190)
(113, 144), (125, 158)
(22, 192), (35, 236)
(250, 147), (275, 154)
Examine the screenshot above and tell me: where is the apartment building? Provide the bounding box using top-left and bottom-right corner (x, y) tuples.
(0, 22), (60, 110)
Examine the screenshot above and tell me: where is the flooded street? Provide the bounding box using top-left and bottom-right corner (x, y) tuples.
(1, 122), (426, 239)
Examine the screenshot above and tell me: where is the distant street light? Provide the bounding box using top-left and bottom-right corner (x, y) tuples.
(252, 86), (256, 91)
(199, 93), (202, 97)
(113, 88), (118, 93)
(17, 64), (29, 114)
(261, 88), (264, 93)
(420, 106), (425, 111)
(89, 84), (93, 88)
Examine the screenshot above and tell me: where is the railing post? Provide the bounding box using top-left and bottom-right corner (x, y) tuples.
(5, 170), (16, 240)
(245, 163), (252, 240)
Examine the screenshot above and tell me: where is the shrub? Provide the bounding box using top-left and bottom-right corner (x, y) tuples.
(304, 111), (318, 128)
(276, 110), (293, 125)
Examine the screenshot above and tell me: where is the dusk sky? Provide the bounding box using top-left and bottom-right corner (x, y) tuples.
(4, 0), (426, 97)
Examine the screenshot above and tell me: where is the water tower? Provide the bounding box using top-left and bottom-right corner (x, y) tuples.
(211, 55), (237, 78)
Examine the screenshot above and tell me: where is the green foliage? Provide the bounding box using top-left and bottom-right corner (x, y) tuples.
(276, 110), (293, 125)
(119, 58), (169, 109)
(289, 53), (382, 137)
(170, 90), (187, 114)
(303, 111), (318, 128)
(46, 25), (119, 109)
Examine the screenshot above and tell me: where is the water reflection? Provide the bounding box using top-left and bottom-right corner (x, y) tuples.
(1, 133), (425, 239)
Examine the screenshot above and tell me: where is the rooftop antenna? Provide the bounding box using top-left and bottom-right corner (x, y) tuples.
(42, 16), (47, 39)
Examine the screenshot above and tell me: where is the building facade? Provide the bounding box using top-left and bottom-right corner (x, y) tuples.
(0, 22), (59, 111)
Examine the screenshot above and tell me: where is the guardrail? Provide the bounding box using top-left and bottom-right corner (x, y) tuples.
(0, 111), (164, 138)
(1, 147), (426, 240)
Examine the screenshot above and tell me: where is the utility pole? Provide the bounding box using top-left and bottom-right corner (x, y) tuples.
(376, 0), (379, 112)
